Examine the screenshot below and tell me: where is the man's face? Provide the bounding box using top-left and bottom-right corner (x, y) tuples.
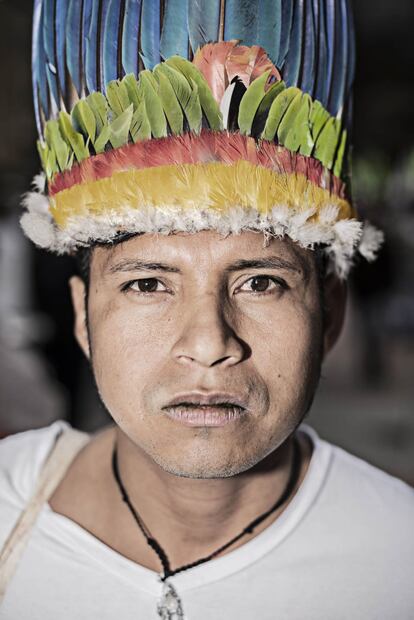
(72, 231), (329, 478)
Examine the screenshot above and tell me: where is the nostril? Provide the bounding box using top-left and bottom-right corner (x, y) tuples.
(211, 356), (234, 367)
(171, 310), (249, 368)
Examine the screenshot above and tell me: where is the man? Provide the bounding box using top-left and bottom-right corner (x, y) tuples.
(0, 0), (413, 618)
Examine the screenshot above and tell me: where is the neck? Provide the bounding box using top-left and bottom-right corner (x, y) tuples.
(50, 424), (313, 574)
(113, 427), (310, 571)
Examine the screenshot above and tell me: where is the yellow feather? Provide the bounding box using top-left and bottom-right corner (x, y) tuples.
(50, 161), (353, 228)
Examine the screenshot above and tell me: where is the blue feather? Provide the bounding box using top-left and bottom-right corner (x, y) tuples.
(55, 0), (69, 98)
(314, 0), (329, 105)
(327, 0), (347, 116)
(45, 64), (60, 114)
(84, 0), (100, 92)
(224, 0), (258, 47)
(43, 0), (55, 68)
(343, 4), (355, 129)
(188, 0), (220, 53)
(102, 0), (123, 86)
(32, 0), (47, 134)
(66, 0), (83, 96)
(299, 0), (316, 96)
(140, 0), (160, 69)
(345, 0), (355, 101)
(277, 0), (294, 68)
(42, 0), (60, 110)
(99, 0), (112, 91)
(160, 0), (189, 60)
(283, 0), (304, 87)
(122, 0), (142, 75)
(256, 0), (282, 66)
(324, 0), (335, 113)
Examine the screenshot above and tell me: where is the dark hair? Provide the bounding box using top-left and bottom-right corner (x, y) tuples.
(75, 232), (139, 286)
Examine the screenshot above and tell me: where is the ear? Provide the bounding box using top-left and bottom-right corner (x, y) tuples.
(322, 274), (347, 358)
(69, 276), (90, 360)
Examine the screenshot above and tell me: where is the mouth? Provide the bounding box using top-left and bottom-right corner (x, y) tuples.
(162, 392), (249, 428)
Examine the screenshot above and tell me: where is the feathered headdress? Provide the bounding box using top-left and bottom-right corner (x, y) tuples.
(22, 0), (383, 277)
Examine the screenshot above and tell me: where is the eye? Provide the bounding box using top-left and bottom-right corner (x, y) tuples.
(237, 275), (287, 295)
(122, 278), (168, 294)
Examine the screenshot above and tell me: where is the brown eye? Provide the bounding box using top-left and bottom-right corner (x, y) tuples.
(236, 275), (287, 295)
(137, 278), (160, 292)
(122, 278), (169, 295)
(250, 276), (272, 292)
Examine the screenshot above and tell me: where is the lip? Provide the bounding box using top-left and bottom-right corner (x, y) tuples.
(165, 391), (250, 409)
(162, 392), (250, 428)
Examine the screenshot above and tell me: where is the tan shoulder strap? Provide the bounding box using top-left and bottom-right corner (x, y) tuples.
(0, 427), (90, 602)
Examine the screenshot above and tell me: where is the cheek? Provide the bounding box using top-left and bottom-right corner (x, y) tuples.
(88, 297), (175, 416)
(246, 298), (322, 406)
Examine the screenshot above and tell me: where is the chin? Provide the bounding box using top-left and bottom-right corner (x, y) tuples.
(149, 445), (269, 479)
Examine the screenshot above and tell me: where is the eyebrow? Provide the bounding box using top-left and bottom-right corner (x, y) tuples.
(225, 256), (304, 276)
(107, 255), (304, 277)
(107, 259), (182, 274)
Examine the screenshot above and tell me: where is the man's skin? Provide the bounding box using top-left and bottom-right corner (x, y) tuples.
(50, 230), (346, 574)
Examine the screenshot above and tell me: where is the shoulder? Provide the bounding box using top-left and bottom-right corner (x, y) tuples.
(330, 441), (413, 512)
(303, 424), (414, 539)
(0, 420), (71, 508)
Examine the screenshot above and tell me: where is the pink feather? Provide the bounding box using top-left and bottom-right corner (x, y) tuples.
(193, 41), (238, 102)
(193, 42), (281, 104)
(225, 45), (281, 89)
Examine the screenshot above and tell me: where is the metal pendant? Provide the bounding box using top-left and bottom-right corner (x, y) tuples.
(157, 579), (185, 620)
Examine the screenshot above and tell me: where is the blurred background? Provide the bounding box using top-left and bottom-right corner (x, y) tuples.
(0, 1), (413, 484)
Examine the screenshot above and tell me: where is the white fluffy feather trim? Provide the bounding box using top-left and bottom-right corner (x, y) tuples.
(20, 190), (383, 279)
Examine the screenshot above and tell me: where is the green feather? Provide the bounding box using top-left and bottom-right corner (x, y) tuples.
(156, 64), (201, 132)
(106, 80), (131, 117)
(261, 87), (301, 141)
(109, 104), (134, 149)
(314, 117), (341, 170)
(86, 92), (108, 133)
(333, 128), (347, 178)
(310, 100), (330, 143)
(71, 100), (97, 144)
(142, 70), (159, 90)
(298, 94), (314, 157)
(255, 80), (286, 122)
(46, 148), (57, 179)
(186, 79), (203, 133)
(239, 70), (273, 135)
(44, 120), (70, 171)
(166, 56), (222, 130)
(130, 101), (152, 142)
(282, 94), (315, 157)
(139, 71), (168, 139)
(277, 91), (302, 149)
(37, 140), (58, 178)
(156, 64), (191, 105)
(276, 92), (313, 156)
(58, 111), (89, 163)
(37, 140), (49, 174)
(94, 125), (112, 153)
(122, 73), (142, 110)
(153, 66), (184, 135)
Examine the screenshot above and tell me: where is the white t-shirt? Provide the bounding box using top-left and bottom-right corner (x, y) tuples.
(0, 421), (413, 620)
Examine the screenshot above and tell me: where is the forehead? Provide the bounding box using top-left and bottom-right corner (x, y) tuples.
(92, 231), (313, 279)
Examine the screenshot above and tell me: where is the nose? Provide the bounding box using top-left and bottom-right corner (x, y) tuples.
(171, 293), (246, 368)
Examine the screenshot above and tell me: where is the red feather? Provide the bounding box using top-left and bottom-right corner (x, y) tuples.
(49, 130), (346, 201)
